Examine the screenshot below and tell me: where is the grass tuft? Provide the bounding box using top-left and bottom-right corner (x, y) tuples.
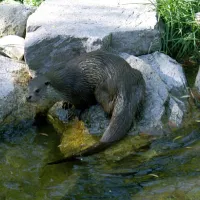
(157, 0), (200, 63)
(4, 0), (43, 6)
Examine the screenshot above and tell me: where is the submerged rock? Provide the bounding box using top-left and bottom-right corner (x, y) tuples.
(131, 131), (200, 200)
(48, 106), (152, 161)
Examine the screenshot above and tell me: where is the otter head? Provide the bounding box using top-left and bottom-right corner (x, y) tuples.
(26, 75), (51, 103)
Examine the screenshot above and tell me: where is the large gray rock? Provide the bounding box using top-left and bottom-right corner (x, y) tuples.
(0, 56), (25, 102)
(0, 55), (35, 136)
(139, 52), (187, 97)
(0, 1), (35, 37)
(137, 52), (188, 133)
(25, 0), (161, 74)
(0, 35), (25, 60)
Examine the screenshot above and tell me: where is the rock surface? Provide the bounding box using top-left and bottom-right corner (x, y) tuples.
(0, 55), (35, 137)
(0, 35), (25, 60)
(25, 0), (161, 74)
(195, 67), (200, 92)
(195, 12), (200, 25)
(138, 52), (188, 132)
(0, 1), (35, 37)
(0, 56), (25, 101)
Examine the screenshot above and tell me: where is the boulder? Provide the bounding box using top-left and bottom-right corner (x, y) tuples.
(0, 1), (35, 38)
(0, 55), (35, 140)
(138, 52), (188, 132)
(25, 0), (161, 74)
(0, 35), (25, 60)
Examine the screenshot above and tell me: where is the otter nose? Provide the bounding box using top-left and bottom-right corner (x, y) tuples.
(26, 95), (32, 102)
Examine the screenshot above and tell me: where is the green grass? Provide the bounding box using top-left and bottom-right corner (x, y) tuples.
(157, 0), (200, 63)
(13, 0), (43, 6)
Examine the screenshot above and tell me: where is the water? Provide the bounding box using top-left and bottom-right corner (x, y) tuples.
(1, 118), (200, 200)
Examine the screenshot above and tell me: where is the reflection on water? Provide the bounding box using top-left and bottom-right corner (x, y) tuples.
(1, 117), (200, 200)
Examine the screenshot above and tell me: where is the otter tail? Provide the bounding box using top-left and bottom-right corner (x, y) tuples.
(100, 91), (138, 143)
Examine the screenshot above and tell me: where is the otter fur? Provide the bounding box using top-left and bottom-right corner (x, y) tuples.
(27, 50), (145, 163)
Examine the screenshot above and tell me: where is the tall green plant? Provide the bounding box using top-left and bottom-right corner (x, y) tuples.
(157, 0), (200, 62)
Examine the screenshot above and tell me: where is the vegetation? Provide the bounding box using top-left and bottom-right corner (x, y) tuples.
(6, 0), (43, 6)
(157, 0), (200, 64)
(24, 0), (43, 6)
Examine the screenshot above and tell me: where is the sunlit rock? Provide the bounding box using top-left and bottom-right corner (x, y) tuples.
(25, 0), (161, 74)
(0, 35), (25, 60)
(0, 1), (35, 37)
(0, 55), (35, 138)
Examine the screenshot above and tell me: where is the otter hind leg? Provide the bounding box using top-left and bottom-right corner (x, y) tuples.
(94, 79), (117, 115)
(94, 80), (134, 143)
(100, 94), (134, 143)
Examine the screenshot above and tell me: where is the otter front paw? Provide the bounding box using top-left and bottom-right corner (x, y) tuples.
(62, 102), (73, 110)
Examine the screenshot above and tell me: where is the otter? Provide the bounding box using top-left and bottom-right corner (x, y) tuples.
(27, 50), (145, 164)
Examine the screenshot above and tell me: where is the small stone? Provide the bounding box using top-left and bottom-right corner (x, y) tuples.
(0, 35), (25, 60)
(195, 12), (200, 25)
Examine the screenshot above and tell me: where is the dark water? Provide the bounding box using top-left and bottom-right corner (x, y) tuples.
(1, 118), (200, 200)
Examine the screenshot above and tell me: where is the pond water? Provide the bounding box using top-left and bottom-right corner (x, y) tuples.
(1, 112), (200, 200)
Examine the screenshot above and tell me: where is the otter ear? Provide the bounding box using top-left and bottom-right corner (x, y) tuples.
(45, 81), (50, 86)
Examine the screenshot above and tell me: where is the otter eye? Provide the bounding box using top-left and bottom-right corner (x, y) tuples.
(35, 89), (40, 93)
